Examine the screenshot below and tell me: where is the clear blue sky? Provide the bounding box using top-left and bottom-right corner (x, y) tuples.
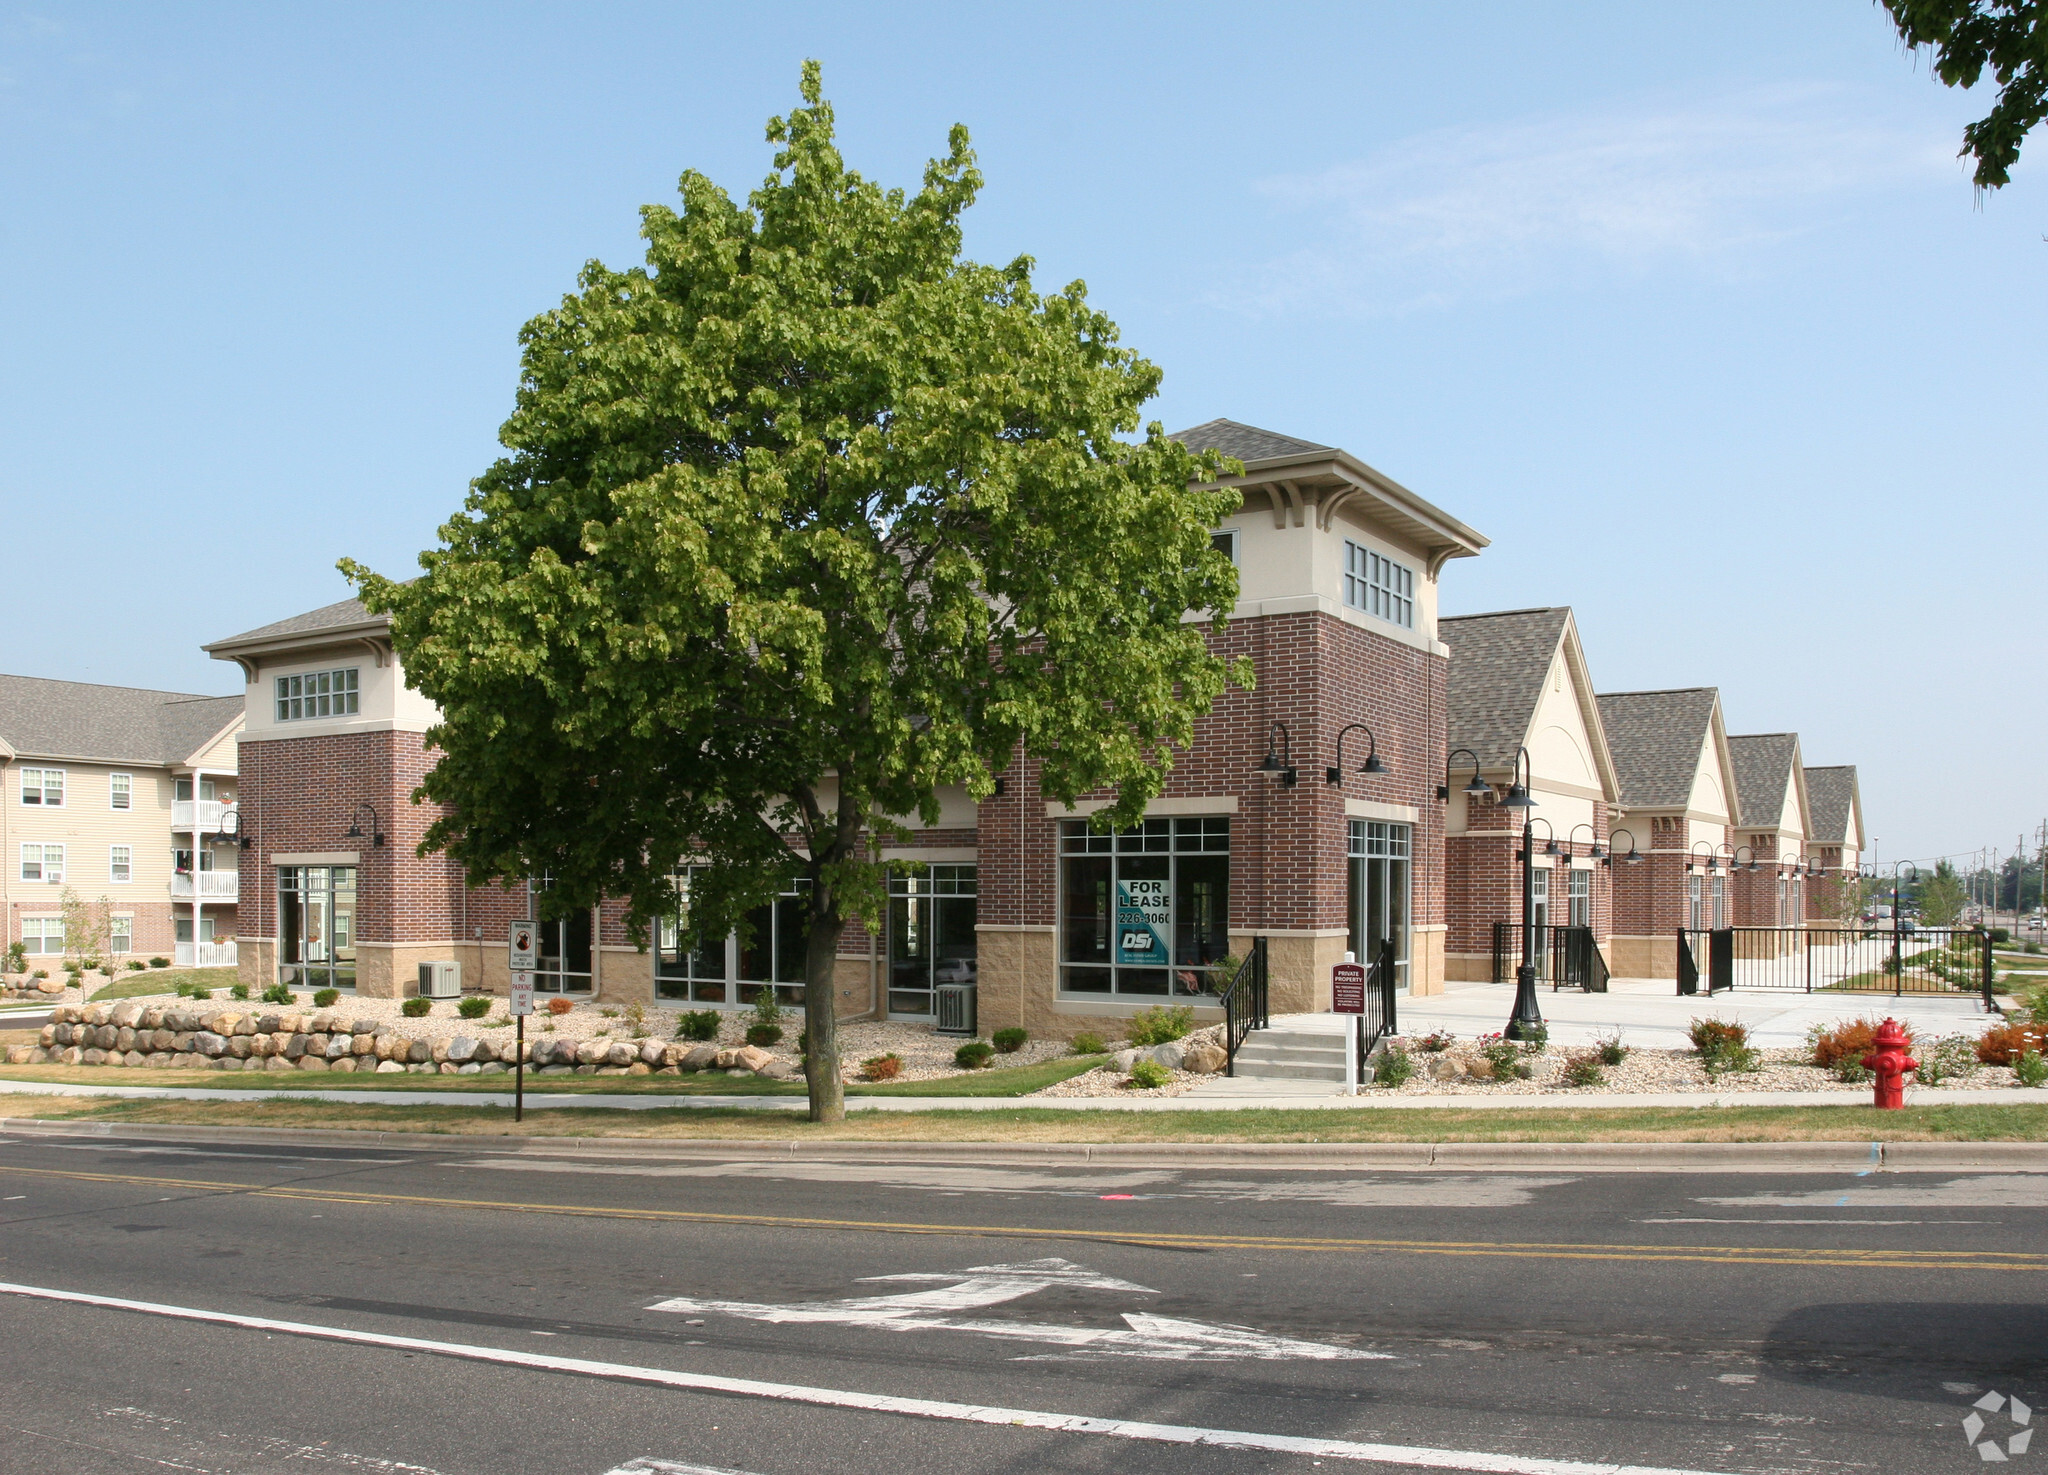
(3, 2), (2040, 866)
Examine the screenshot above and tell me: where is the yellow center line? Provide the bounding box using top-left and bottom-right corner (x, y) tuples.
(7, 1162), (2043, 1271)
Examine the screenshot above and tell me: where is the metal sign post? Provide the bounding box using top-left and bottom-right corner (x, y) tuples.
(1331, 957), (1366, 1095)
(510, 921), (537, 1123)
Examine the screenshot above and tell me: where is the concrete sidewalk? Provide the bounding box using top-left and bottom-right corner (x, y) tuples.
(1, 1075), (2044, 1113)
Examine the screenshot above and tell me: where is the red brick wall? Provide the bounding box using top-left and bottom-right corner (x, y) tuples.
(1445, 795), (1612, 955)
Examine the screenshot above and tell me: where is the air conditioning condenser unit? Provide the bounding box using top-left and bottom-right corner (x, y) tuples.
(418, 961), (462, 999)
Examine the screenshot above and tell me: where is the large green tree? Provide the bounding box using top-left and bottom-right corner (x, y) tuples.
(1882, 0), (2048, 189)
(345, 64), (1245, 1122)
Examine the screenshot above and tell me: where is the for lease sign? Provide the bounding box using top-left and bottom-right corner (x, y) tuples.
(1115, 878), (1170, 966)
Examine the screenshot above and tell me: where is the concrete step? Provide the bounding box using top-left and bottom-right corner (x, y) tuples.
(1232, 1028), (1351, 1083)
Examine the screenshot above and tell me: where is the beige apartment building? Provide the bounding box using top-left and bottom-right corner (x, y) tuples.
(0, 676), (243, 968)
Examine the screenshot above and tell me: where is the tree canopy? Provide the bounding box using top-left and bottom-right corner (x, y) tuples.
(344, 63), (1245, 1120)
(1883, 0), (2048, 189)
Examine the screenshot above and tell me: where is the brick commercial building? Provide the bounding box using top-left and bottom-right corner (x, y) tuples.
(1438, 608), (1620, 983)
(0, 675), (242, 968)
(1724, 732), (1813, 930)
(205, 419), (1490, 1030)
(1802, 765), (1865, 928)
(1594, 687), (1741, 980)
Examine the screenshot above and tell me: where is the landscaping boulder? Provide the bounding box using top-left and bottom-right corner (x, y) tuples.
(1182, 1043), (1226, 1075)
(298, 1056), (328, 1072)
(330, 1057), (356, 1073)
(731, 1045), (775, 1073)
(680, 1044), (719, 1072)
(351, 1033), (375, 1056)
(606, 1042), (636, 1068)
(407, 1038), (432, 1064)
(351, 1019), (378, 1037)
(195, 1032), (228, 1058)
(578, 1040), (611, 1066)
(638, 1041), (666, 1068)
(4, 1046), (33, 1065)
(1110, 1048), (1142, 1074)
(110, 1002), (143, 1029)
(446, 1037), (478, 1065)
(755, 1058), (799, 1080)
(626, 1061), (653, 1076)
(375, 1060), (405, 1073)
(1147, 1041), (1186, 1071)
(36, 979), (63, 995)
(82, 1004), (110, 1027)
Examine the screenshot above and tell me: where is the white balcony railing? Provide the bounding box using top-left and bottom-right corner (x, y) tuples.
(172, 799), (230, 831)
(175, 941), (238, 968)
(171, 872), (239, 900)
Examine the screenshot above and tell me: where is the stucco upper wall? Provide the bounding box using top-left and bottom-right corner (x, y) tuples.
(1215, 496), (1446, 653)
(235, 647), (439, 743)
(1525, 651), (1598, 792)
(1688, 729), (1731, 824)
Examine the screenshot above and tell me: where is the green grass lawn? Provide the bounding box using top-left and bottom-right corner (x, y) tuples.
(5, 1095), (2047, 1143)
(0, 1052), (1105, 1099)
(88, 968), (239, 1002)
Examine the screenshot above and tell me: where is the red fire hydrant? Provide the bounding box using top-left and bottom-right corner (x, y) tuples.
(1861, 1018), (1918, 1110)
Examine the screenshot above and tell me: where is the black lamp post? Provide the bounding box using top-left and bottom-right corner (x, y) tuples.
(345, 803), (387, 848)
(1326, 723), (1388, 786)
(1887, 860), (1920, 981)
(1499, 747), (1542, 1039)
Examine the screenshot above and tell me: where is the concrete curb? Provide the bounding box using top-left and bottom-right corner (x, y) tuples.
(5, 1115), (2045, 1172)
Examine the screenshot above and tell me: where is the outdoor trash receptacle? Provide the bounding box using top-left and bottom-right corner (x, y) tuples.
(934, 982), (977, 1037)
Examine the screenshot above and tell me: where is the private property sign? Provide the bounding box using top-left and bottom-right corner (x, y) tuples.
(1331, 961), (1365, 1014)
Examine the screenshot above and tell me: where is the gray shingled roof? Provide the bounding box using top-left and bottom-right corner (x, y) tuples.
(1594, 688), (1719, 809)
(208, 596), (381, 650)
(0, 675), (241, 766)
(1441, 608), (1571, 768)
(1805, 765), (1859, 844)
(1727, 733), (1801, 829)
(1168, 419), (1334, 464)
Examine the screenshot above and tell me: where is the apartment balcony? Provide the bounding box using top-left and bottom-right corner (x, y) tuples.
(175, 941), (238, 968)
(173, 799), (234, 832)
(171, 872), (240, 901)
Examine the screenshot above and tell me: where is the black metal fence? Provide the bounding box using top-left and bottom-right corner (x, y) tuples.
(1358, 937), (1399, 1073)
(1491, 923), (1610, 992)
(1222, 936), (1269, 1077)
(1676, 926), (1993, 1008)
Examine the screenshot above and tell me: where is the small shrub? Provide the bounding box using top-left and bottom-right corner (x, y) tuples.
(746, 1023), (784, 1048)
(457, 996), (491, 1019)
(260, 982), (293, 1005)
(547, 997), (574, 1015)
(31, 968), (48, 980)
(1976, 1021), (2046, 1066)
(954, 1040), (995, 1070)
(599, 1007), (619, 1019)
(623, 1000), (646, 1031)
(1413, 1029), (1455, 1053)
(1517, 1024), (1549, 1053)
(859, 1053), (903, 1082)
(1562, 1052), (1606, 1088)
(750, 990), (783, 1030)
(149, 957), (170, 968)
(2026, 941), (2043, 956)
(1476, 1033), (1531, 1081)
(1689, 1018), (1749, 1053)
(1595, 1033), (1628, 1066)
(1915, 1035), (1979, 1087)
(1125, 1059), (1170, 1089)
(312, 987), (340, 1008)
(3, 941), (24, 972)
(2017, 1050), (2048, 1088)
(1070, 1031), (1107, 1056)
(675, 1010), (721, 1042)
(228, 982), (249, 1000)
(1125, 1004), (1194, 1046)
(1990, 927), (2011, 944)
(1810, 1017), (1914, 1075)
(127, 960), (148, 972)
(541, 1020), (556, 1032)
(992, 1026), (1028, 1054)
(1372, 1043), (1414, 1088)
(401, 997), (433, 1018)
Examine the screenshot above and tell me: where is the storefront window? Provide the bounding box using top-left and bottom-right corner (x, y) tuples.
(887, 865), (978, 1018)
(656, 869), (810, 1009)
(278, 865), (356, 992)
(1060, 818), (1229, 997)
(1347, 821), (1411, 992)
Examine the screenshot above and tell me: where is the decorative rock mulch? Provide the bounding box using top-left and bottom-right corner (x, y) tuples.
(1029, 1024), (1228, 1097)
(1378, 1037), (2022, 1096)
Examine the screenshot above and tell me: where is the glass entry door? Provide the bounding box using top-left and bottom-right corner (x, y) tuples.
(887, 865), (978, 1018)
(535, 909), (593, 994)
(278, 865), (356, 991)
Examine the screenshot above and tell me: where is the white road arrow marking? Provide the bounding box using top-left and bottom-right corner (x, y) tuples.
(646, 1256), (1385, 1361)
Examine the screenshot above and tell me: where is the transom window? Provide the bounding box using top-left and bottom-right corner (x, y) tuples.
(275, 668), (360, 722)
(1060, 817), (1230, 998)
(20, 844), (63, 883)
(109, 773), (132, 809)
(657, 868), (812, 1009)
(19, 768), (63, 806)
(1342, 542), (1415, 629)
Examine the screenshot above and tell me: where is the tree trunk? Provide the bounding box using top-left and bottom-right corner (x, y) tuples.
(803, 884), (846, 1123)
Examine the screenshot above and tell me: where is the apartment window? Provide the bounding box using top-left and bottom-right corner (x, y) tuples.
(275, 668), (360, 722)
(1210, 528), (1240, 565)
(19, 768), (63, 806)
(20, 844), (63, 883)
(175, 917), (216, 944)
(110, 915), (133, 954)
(110, 846), (132, 884)
(656, 869), (814, 1009)
(1347, 821), (1412, 992)
(1060, 817), (1230, 998)
(1342, 542), (1415, 629)
(21, 918), (63, 955)
(1568, 867), (1591, 929)
(109, 773), (132, 810)
(1687, 875), (1703, 931)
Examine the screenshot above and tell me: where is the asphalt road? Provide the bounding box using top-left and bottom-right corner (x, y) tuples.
(0, 1129), (2042, 1475)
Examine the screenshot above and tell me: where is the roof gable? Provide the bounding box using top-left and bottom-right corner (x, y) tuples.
(1728, 733), (1804, 831)
(0, 674), (243, 767)
(1594, 688), (1723, 810)
(1441, 608), (1572, 769)
(1804, 765), (1861, 846)
(1168, 419), (1335, 463)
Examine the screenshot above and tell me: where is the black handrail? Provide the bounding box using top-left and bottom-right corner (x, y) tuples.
(1222, 936), (1268, 1078)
